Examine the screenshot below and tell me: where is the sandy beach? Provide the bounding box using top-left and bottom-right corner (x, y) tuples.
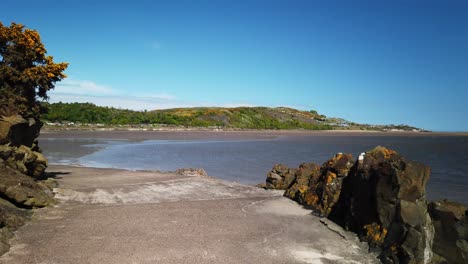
(0, 165), (378, 264)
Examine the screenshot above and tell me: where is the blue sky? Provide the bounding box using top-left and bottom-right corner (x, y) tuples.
(2, 0), (467, 131)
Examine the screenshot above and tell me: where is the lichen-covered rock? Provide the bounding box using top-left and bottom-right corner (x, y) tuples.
(284, 162), (320, 204)
(330, 146), (433, 264)
(294, 153), (354, 216)
(428, 200), (468, 264)
(0, 164), (55, 208)
(265, 164), (296, 190)
(29, 151), (48, 178)
(0, 144), (48, 179)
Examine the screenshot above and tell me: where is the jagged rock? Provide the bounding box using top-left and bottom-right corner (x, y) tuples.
(0, 144), (48, 179)
(0, 115), (43, 147)
(0, 164), (55, 208)
(265, 164), (297, 189)
(428, 200), (468, 264)
(330, 146), (432, 264)
(284, 162), (320, 204)
(29, 151), (47, 178)
(307, 153), (354, 216)
(0, 110), (52, 256)
(285, 153), (354, 216)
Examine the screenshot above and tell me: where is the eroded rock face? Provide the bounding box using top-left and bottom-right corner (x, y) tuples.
(0, 164), (55, 208)
(0, 163), (54, 254)
(428, 200), (468, 264)
(283, 154), (354, 217)
(330, 146), (433, 264)
(265, 147), (436, 263)
(0, 113), (46, 179)
(0, 115), (42, 147)
(284, 162), (320, 205)
(0, 110), (53, 255)
(0, 144), (47, 179)
(265, 164), (297, 190)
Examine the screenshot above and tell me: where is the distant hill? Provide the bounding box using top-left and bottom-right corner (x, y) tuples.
(42, 102), (424, 131)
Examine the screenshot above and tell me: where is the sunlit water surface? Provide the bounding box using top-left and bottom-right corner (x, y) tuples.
(40, 135), (468, 204)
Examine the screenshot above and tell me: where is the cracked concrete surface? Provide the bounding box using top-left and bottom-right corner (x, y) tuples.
(0, 165), (378, 264)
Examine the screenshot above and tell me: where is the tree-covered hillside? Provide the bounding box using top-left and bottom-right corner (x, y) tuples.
(42, 102), (333, 129)
(43, 102), (424, 131)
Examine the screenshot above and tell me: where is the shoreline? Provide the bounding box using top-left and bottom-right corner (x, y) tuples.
(38, 129), (468, 205)
(40, 128), (468, 141)
(0, 165), (378, 263)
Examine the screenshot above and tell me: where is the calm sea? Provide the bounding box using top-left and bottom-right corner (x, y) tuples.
(39, 133), (468, 204)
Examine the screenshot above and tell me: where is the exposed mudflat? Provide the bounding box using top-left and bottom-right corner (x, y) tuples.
(1, 165), (378, 264)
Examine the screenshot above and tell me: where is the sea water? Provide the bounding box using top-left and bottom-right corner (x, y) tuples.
(40, 134), (468, 204)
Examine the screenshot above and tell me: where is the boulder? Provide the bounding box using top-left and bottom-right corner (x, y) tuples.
(330, 146), (433, 264)
(0, 115), (42, 147)
(284, 162), (320, 204)
(265, 164), (296, 189)
(285, 153), (354, 216)
(0, 198), (30, 230)
(306, 153), (354, 216)
(28, 151), (48, 179)
(0, 164), (55, 208)
(175, 168), (208, 177)
(0, 144), (48, 179)
(428, 200), (468, 264)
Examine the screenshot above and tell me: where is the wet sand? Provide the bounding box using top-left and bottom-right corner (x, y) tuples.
(1, 165), (378, 264)
(40, 129), (466, 142)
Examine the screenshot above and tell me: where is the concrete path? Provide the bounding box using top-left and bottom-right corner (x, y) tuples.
(0, 165), (378, 264)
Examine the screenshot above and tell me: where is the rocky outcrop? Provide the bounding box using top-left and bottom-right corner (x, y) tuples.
(330, 146), (433, 264)
(283, 154), (354, 217)
(0, 164), (54, 255)
(0, 113), (46, 179)
(284, 162), (320, 205)
(0, 165), (55, 208)
(428, 200), (467, 264)
(264, 164), (297, 190)
(0, 144), (47, 179)
(0, 115), (42, 147)
(263, 146), (440, 264)
(0, 111), (54, 255)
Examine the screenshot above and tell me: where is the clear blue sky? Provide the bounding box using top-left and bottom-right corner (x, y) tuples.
(2, 0), (467, 131)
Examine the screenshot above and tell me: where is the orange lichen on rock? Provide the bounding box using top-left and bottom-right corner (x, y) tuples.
(325, 172), (337, 184)
(364, 223), (387, 245)
(303, 192), (319, 206)
(382, 148), (396, 158)
(298, 185), (308, 194)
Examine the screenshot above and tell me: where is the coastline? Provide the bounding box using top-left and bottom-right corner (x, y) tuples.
(40, 128), (468, 141)
(39, 129), (468, 205)
(0, 165), (378, 263)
